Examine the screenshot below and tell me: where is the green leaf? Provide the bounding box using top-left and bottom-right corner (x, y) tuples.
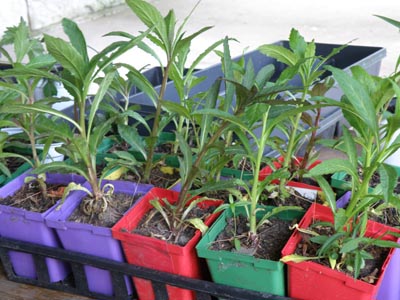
(353, 251), (362, 279)
(199, 79), (221, 147)
(334, 208), (347, 232)
(370, 238), (400, 248)
(186, 37), (227, 82)
(122, 109), (151, 133)
(0, 81), (27, 98)
(125, 0), (167, 45)
(341, 126), (358, 167)
(194, 108), (255, 140)
(0, 162), (11, 178)
(14, 18), (30, 63)
(150, 198), (171, 229)
(314, 175), (336, 211)
(0, 152), (33, 168)
(379, 164), (398, 202)
(44, 34), (86, 82)
(34, 161), (88, 179)
(26, 54), (56, 69)
(121, 63), (158, 105)
(306, 158), (358, 179)
(341, 238), (363, 254)
(62, 18), (89, 65)
(118, 124), (147, 160)
(162, 101), (191, 119)
(254, 64), (275, 91)
(176, 131), (192, 183)
(258, 44), (297, 66)
(375, 15), (400, 29)
(317, 232), (346, 256)
(87, 71), (115, 136)
(234, 238), (241, 251)
(327, 66), (377, 134)
(289, 28), (307, 57)
(0, 65), (80, 97)
(173, 25), (213, 61)
(0, 102), (80, 130)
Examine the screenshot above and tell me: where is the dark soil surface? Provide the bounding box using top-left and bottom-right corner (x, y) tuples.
(133, 204), (214, 246)
(261, 188), (318, 210)
(295, 223), (390, 283)
(122, 163), (181, 189)
(224, 158), (266, 174)
(345, 170), (400, 193)
(2, 156), (29, 173)
(210, 215), (297, 261)
(0, 181), (65, 213)
(369, 205), (400, 227)
(68, 192), (142, 228)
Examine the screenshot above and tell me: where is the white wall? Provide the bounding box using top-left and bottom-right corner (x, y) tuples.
(0, 0), (123, 37)
(27, 0), (124, 31)
(0, 0), (29, 36)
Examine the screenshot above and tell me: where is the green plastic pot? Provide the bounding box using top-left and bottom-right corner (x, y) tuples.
(196, 205), (304, 296)
(220, 167), (253, 181)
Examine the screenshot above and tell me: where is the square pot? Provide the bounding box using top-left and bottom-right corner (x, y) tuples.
(46, 179), (153, 297)
(196, 205), (304, 296)
(336, 191), (400, 300)
(281, 202), (398, 300)
(0, 172), (85, 282)
(111, 187), (223, 300)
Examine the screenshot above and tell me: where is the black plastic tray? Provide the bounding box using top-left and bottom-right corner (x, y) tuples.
(0, 237), (293, 300)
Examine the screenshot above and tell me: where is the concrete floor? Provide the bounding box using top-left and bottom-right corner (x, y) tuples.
(44, 0), (400, 76)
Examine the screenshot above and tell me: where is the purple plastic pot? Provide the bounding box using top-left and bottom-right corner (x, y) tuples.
(336, 191), (351, 209)
(0, 172), (85, 282)
(46, 179), (153, 297)
(336, 191), (400, 300)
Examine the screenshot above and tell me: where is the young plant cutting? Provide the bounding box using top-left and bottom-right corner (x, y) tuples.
(280, 16), (400, 299)
(1, 0), (400, 299)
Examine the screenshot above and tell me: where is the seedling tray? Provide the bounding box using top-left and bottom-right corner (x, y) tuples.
(0, 237), (292, 300)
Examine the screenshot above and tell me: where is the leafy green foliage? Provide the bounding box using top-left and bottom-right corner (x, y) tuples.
(288, 39), (400, 278)
(259, 29), (343, 188)
(0, 18), (62, 198)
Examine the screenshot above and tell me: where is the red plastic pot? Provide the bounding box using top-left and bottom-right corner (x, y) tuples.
(259, 156), (322, 192)
(111, 187), (223, 300)
(281, 203), (398, 300)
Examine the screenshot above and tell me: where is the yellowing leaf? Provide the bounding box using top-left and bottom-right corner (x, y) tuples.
(160, 166), (176, 175)
(280, 254), (321, 263)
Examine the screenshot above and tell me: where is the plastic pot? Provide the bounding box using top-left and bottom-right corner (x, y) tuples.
(46, 179), (153, 297)
(196, 205), (304, 296)
(281, 202), (398, 300)
(258, 156), (322, 198)
(0, 172), (85, 282)
(336, 191), (400, 300)
(111, 187), (223, 300)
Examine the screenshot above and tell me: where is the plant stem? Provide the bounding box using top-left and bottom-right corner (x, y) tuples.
(176, 121), (230, 212)
(144, 61), (172, 181)
(345, 137), (375, 219)
(249, 110), (269, 235)
(279, 90), (307, 193)
(299, 104), (321, 179)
